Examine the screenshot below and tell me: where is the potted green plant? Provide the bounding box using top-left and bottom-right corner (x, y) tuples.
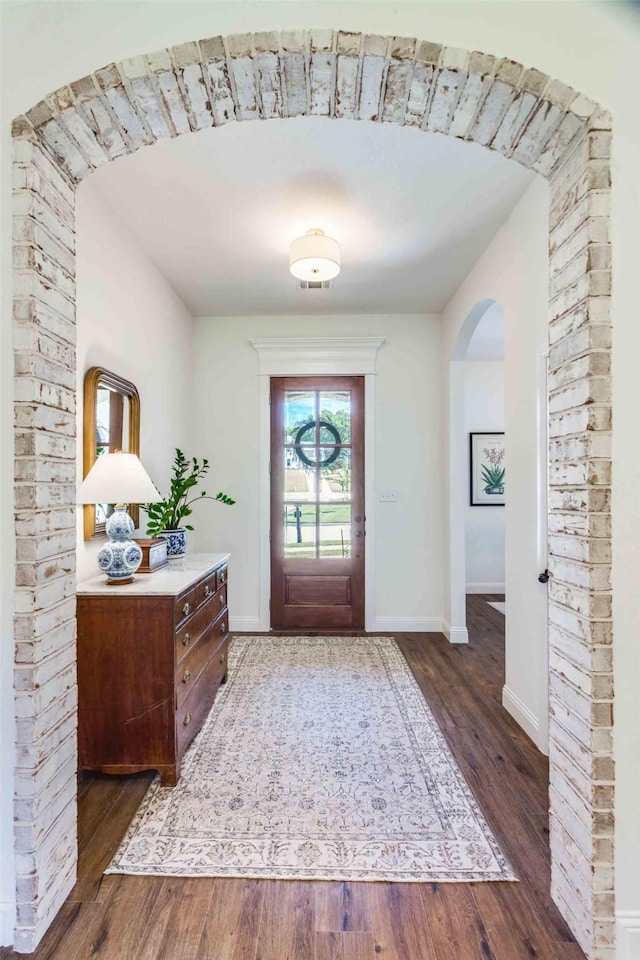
(144, 448), (235, 557)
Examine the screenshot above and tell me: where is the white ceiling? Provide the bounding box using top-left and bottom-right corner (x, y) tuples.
(465, 302), (505, 361)
(85, 116), (535, 317)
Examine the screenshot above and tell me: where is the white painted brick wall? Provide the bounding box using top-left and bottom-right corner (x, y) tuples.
(12, 127), (78, 953)
(547, 117), (613, 959)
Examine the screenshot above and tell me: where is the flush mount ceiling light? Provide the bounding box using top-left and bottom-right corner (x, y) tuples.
(289, 228), (341, 282)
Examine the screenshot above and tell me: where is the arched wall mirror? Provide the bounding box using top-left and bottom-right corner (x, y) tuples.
(83, 367), (141, 541)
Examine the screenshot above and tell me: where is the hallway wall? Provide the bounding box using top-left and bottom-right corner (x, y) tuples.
(75, 181), (194, 582)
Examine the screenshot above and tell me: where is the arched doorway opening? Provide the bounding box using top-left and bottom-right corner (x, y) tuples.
(446, 297), (499, 645)
(10, 30), (612, 957)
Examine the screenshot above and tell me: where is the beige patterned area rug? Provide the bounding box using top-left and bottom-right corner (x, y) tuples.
(107, 636), (516, 882)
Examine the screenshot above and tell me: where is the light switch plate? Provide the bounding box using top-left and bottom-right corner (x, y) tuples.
(378, 489), (399, 502)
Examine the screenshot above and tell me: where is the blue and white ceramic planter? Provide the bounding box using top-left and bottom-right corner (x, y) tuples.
(160, 528), (187, 558)
(97, 506), (143, 583)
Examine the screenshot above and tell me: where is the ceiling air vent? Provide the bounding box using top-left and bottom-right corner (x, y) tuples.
(297, 279), (332, 290)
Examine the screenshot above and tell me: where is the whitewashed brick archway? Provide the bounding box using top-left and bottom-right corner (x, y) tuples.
(11, 29), (613, 958)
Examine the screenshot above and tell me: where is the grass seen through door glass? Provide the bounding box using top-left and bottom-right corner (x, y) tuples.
(285, 504), (350, 524)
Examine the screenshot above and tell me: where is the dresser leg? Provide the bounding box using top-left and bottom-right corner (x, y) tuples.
(221, 672), (228, 685)
(158, 764), (179, 786)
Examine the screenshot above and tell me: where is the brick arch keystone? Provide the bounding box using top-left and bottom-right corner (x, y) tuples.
(11, 28), (613, 959)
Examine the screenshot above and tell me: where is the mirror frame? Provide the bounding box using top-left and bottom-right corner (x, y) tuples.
(83, 366), (141, 541)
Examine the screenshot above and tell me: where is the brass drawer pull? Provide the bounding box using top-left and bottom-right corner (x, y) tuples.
(221, 622), (226, 634)
(182, 670), (191, 684)
(219, 594), (224, 606)
(204, 584), (211, 597)
(183, 713), (192, 727)
(182, 601), (191, 616)
(218, 570), (226, 584)
(182, 633), (191, 647)
(220, 652), (226, 664)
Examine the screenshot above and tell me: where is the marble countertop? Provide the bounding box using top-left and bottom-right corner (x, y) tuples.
(76, 552), (231, 596)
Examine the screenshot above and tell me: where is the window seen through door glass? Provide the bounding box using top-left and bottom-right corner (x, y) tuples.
(283, 388), (353, 560)
(319, 504), (351, 557)
(284, 448), (317, 501)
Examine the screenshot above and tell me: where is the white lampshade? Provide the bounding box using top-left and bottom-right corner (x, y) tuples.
(78, 453), (161, 505)
(289, 228), (341, 282)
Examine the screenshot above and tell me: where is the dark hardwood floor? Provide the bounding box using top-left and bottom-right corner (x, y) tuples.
(2, 596), (583, 960)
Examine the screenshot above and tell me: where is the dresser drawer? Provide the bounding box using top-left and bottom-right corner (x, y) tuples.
(177, 610), (228, 708)
(174, 583), (200, 627)
(175, 600), (213, 664)
(211, 583), (227, 618)
(177, 636), (229, 757)
(197, 571), (218, 607)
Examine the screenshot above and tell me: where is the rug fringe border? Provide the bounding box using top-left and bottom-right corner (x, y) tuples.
(104, 865), (518, 882)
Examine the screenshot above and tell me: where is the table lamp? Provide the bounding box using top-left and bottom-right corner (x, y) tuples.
(78, 452), (161, 584)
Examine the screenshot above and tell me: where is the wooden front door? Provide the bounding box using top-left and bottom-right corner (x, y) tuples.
(270, 376), (365, 630)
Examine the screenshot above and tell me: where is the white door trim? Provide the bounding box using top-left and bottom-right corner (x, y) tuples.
(251, 337), (385, 632)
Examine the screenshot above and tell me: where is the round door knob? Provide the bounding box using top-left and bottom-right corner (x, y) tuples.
(538, 569), (550, 584)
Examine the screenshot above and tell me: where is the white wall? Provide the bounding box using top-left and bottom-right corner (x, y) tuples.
(444, 176), (550, 753)
(464, 362), (505, 593)
(190, 314), (443, 632)
(1, 0), (639, 945)
(75, 180), (194, 581)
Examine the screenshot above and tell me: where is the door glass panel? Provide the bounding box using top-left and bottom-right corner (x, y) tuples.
(281, 387), (355, 560)
(285, 392), (315, 439)
(319, 504), (351, 558)
(320, 448), (351, 501)
(284, 448), (316, 501)
(292, 438), (320, 467)
(284, 503), (316, 558)
(319, 391), (351, 443)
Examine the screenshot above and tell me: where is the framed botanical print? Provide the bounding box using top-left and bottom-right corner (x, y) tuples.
(470, 433), (505, 506)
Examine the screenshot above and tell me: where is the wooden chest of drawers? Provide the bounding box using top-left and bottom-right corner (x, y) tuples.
(77, 554), (230, 785)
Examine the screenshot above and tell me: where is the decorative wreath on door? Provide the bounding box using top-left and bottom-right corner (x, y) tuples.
(294, 420), (342, 467)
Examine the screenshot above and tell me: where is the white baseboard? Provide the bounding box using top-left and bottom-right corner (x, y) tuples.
(466, 582), (505, 594)
(502, 685), (546, 751)
(373, 617), (443, 633)
(230, 617), (445, 635)
(229, 617), (263, 633)
(0, 900), (15, 947)
(442, 621), (469, 644)
(617, 913), (640, 960)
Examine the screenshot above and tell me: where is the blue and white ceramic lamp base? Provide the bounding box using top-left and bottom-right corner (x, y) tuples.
(97, 506), (143, 584)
